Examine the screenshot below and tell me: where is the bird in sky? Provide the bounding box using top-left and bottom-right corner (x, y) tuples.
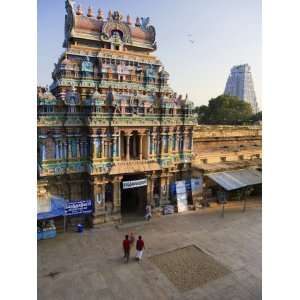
(189, 40), (195, 44)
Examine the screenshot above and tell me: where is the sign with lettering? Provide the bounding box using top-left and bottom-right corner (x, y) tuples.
(177, 192), (188, 212)
(175, 180), (186, 194)
(123, 178), (147, 189)
(191, 178), (203, 195)
(64, 200), (93, 216)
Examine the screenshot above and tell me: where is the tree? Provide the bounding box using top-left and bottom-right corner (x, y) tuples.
(194, 95), (254, 125)
(248, 111), (262, 123)
(194, 105), (209, 124)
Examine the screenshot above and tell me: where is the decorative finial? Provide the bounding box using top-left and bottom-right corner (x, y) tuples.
(135, 17), (141, 27)
(108, 10), (112, 20)
(76, 4), (83, 15)
(97, 8), (104, 20)
(87, 5), (94, 17)
(127, 14), (131, 25)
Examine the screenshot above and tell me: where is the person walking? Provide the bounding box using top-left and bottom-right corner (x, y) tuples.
(123, 235), (130, 263)
(145, 204), (152, 221)
(135, 235), (145, 262)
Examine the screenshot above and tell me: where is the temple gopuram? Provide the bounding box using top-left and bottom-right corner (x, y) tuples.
(37, 0), (197, 227)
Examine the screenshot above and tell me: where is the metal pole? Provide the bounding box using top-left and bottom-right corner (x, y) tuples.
(243, 196), (246, 212)
(221, 202), (225, 218)
(64, 202), (66, 233)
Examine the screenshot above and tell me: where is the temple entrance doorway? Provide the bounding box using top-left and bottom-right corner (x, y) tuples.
(121, 173), (147, 221)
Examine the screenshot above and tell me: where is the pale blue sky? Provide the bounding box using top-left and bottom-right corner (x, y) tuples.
(38, 0), (261, 107)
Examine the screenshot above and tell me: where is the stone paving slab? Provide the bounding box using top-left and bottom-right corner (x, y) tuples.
(149, 245), (231, 291)
(38, 203), (261, 300)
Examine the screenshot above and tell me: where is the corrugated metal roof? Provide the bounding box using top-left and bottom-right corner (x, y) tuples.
(206, 169), (262, 191)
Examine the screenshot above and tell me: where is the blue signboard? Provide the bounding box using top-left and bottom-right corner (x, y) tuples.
(176, 180), (187, 194)
(191, 178), (203, 194)
(185, 179), (192, 192)
(170, 182), (176, 197)
(64, 200), (93, 216)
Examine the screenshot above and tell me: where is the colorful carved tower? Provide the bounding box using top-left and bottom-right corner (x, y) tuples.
(37, 0), (197, 226)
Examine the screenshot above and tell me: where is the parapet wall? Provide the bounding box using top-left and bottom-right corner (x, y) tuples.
(193, 125), (262, 165)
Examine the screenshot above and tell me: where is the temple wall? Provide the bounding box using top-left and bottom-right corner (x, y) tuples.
(193, 125), (262, 164)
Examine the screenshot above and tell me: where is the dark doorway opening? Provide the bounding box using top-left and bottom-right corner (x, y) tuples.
(121, 174), (147, 221)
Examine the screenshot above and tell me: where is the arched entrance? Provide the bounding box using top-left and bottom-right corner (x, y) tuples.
(121, 173), (147, 218)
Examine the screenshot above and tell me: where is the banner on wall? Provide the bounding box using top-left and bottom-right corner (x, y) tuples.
(64, 199), (93, 216)
(177, 192), (188, 212)
(191, 178), (203, 195)
(123, 178), (147, 189)
(175, 180), (187, 194)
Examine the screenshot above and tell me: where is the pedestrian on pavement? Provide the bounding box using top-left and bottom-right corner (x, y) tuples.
(135, 235), (145, 262)
(123, 235), (130, 263)
(145, 204), (152, 221)
(129, 232), (135, 250)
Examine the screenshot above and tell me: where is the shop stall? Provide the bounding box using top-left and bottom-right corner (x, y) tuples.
(37, 197), (64, 240)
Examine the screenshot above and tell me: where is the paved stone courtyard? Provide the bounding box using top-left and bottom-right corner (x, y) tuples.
(38, 203), (261, 300)
(149, 245), (231, 291)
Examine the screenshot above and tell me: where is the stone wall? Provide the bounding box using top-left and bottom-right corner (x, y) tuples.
(193, 125), (262, 165)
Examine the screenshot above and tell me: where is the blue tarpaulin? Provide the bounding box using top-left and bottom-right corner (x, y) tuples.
(37, 197), (65, 220)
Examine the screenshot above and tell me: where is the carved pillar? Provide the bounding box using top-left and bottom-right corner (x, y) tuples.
(148, 131), (152, 158)
(139, 134), (144, 160)
(112, 177), (122, 219)
(112, 136), (117, 158)
(160, 131), (165, 156)
(133, 135), (137, 158)
(92, 181), (106, 226)
(53, 137), (60, 160)
(189, 130), (193, 151)
(62, 140), (67, 159)
(179, 133), (184, 153)
(183, 130), (189, 151)
(116, 136), (119, 158)
(125, 134), (130, 160)
(151, 132), (156, 158)
(168, 130), (173, 154)
(39, 140), (46, 162)
(118, 133), (121, 159)
(174, 131), (179, 153)
(92, 137), (97, 159)
(146, 174), (153, 205)
(77, 138), (81, 159)
(79, 140), (84, 159)
(67, 138), (72, 158)
(103, 138), (108, 159)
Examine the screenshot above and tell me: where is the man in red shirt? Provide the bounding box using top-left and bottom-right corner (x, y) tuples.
(135, 235), (145, 262)
(123, 235), (130, 263)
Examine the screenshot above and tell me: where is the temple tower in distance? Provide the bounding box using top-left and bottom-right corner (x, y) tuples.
(224, 64), (259, 113)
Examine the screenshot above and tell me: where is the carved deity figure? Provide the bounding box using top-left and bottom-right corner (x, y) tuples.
(141, 17), (150, 29)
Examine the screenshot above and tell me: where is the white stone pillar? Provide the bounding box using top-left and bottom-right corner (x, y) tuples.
(139, 134), (143, 160)
(126, 134), (130, 160)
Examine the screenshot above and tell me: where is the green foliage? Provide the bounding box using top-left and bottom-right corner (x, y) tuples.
(248, 111), (262, 123)
(194, 95), (259, 125)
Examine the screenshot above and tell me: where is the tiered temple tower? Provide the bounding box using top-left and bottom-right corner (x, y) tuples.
(37, 0), (197, 225)
(224, 64), (259, 113)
